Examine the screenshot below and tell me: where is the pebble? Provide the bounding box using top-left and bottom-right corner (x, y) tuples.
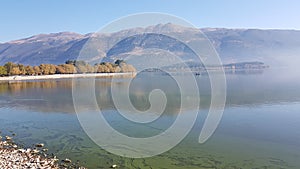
(0, 134), (87, 169)
(31, 149), (40, 154)
(5, 136), (12, 140)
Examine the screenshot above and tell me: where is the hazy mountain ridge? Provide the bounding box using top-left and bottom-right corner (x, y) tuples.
(1, 24), (300, 66)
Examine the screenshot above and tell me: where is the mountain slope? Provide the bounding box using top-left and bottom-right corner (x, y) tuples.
(1, 24), (300, 66)
(0, 32), (86, 65)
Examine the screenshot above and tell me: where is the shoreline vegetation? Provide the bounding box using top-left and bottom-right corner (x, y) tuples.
(0, 61), (268, 81)
(0, 59), (136, 81)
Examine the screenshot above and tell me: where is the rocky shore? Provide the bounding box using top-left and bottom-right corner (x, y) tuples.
(0, 134), (86, 169)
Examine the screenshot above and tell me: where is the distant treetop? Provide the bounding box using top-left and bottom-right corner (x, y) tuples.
(0, 60), (136, 76)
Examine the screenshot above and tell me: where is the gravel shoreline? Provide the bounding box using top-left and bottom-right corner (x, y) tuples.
(0, 72), (136, 81)
(0, 135), (86, 169)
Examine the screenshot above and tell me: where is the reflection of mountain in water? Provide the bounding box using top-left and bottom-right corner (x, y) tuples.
(0, 70), (300, 114)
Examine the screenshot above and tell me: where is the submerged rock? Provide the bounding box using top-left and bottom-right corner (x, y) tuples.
(62, 158), (72, 163)
(36, 143), (45, 147)
(111, 164), (118, 168)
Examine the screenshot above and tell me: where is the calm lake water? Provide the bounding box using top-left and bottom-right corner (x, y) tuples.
(1, 69), (300, 169)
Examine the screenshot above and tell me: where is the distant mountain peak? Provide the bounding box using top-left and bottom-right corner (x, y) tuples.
(1, 25), (300, 66)
(8, 32), (84, 44)
(144, 23), (198, 33)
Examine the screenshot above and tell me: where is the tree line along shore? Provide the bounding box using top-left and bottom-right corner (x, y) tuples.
(0, 60), (136, 77)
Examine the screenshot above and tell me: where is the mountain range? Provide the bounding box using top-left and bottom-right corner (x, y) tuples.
(1, 23), (300, 67)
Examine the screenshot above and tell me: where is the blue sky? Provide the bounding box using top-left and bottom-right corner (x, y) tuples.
(1, 0), (300, 42)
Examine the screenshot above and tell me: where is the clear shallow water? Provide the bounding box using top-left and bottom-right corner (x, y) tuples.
(1, 69), (300, 168)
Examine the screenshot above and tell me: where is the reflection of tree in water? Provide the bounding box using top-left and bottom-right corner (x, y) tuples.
(0, 80), (71, 94)
(0, 80), (74, 113)
(1, 72), (300, 114)
(0, 79), (135, 113)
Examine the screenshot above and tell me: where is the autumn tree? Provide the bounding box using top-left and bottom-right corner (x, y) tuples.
(95, 64), (110, 73)
(86, 64), (94, 73)
(4, 62), (16, 76)
(0, 66), (7, 76)
(39, 64), (56, 75)
(0, 60), (135, 76)
(76, 64), (88, 73)
(10, 67), (21, 75)
(114, 66), (121, 73)
(55, 65), (66, 74)
(25, 65), (35, 75)
(48, 64), (57, 74)
(67, 60), (94, 73)
(33, 66), (41, 75)
(119, 63), (136, 72)
(18, 64), (26, 75)
(56, 64), (77, 74)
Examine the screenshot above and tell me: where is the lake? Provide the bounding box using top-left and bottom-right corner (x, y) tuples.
(1, 69), (300, 169)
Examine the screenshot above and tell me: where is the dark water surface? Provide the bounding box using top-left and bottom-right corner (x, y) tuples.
(1, 69), (300, 169)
